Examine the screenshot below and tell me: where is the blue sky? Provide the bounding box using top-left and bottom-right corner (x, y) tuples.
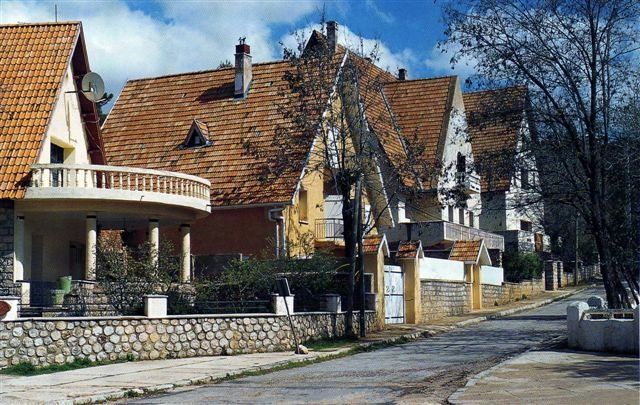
(0, 0), (475, 110)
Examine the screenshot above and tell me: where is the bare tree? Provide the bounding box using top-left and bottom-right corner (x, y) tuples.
(443, 0), (640, 307)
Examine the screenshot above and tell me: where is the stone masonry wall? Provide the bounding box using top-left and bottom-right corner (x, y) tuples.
(482, 279), (545, 307)
(0, 200), (18, 297)
(420, 280), (472, 322)
(0, 311), (377, 369)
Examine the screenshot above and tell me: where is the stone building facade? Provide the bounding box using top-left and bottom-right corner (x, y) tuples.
(0, 200), (18, 297)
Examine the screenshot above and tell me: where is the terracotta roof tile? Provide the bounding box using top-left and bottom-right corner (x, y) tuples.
(362, 234), (383, 254)
(396, 240), (422, 259)
(464, 87), (527, 192)
(0, 22), (79, 199)
(449, 240), (482, 263)
(383, 77), (456, 190)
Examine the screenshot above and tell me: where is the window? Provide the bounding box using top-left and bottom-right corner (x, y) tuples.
(183, 119), (211, 148)
(456, 152), (466, 173)
(469, 211), (474, 228)
(521, 168), (530, 189)
(459, 208), (465, 225)
(520, 220), (532, 232)
(50, 143), (65, 187)
(299, 188), (308, 223)
(448, 206), (454, 222)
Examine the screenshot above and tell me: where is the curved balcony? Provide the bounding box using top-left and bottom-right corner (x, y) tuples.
(24, 164), (211, 216)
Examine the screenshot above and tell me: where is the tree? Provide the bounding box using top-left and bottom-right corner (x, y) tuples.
(97, 92), (114, 125)
(443, 0), (640, 307)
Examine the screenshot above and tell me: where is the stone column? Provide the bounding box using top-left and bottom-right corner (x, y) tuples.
(544, 260), (558, 291)
(13, 215), (24, 282)
(148, 219), (159, 268)
(180, 224), (191, 283)
(85, 215), (97, 280)
(557, 261), (564, 288)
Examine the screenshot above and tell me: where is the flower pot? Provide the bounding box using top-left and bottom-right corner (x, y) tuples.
(58, 276), (72, 294)
(51, 289), (66, 306)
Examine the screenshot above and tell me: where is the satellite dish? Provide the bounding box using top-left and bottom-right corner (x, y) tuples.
(81, 72), (105, 102)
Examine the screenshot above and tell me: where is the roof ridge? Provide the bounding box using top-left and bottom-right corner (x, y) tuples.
(125, 59), (291, 83)
(0, 21), (81, 28)
(464, 85), (527, 95)
(384, 75), (458, 85)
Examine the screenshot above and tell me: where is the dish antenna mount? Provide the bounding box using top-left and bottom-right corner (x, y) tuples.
(80, 72), (105, 102)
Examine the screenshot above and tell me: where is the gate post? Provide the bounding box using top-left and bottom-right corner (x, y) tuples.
(363, 235), (389, 329)
(396, 241), (424, 324)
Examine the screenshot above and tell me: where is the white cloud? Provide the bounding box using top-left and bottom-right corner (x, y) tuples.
(424, 43), (478, 79)
(364, 0), (394, 24)
(280, 23), (417, 75)
(0, 0), (320, 108)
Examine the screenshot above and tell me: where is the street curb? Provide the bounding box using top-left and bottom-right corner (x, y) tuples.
(71, 286), (588, 404)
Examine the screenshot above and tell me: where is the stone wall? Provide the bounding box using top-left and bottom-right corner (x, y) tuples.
(420, 280), (471, 322)
(0, 200), (18, 297)
(482, 278), (545, 307)
(0, 311), (377, 369)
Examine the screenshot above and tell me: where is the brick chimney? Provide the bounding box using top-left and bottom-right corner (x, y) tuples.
(326, 21), (338, 53)
(398, 68), (408, 81)
(234, 38), (252, 98)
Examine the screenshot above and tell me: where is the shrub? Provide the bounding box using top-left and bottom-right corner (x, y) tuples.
(503, 252), (543, 283)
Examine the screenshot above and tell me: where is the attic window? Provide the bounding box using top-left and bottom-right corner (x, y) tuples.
(182, 119), (212, 148)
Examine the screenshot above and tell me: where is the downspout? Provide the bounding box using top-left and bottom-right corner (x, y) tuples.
(268, 207), (286, 258)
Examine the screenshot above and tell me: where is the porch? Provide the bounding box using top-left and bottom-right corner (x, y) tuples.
(12, 163), (211, 308)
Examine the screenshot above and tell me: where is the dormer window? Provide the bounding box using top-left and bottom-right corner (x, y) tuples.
(182, 119), (212, 148)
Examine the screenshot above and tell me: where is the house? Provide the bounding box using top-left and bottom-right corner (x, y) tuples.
(377, 75), (505, 264)
(101, 23), (406, 266)
(464, 87), (549, 255)
(0, 22), (211, 310)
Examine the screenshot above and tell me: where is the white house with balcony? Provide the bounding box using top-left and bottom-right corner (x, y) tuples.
(0, 22), (211, 310)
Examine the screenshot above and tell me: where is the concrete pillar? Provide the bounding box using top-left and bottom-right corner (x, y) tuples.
(85, 215), (97, 280)
(13, 215), (24, 282)
(148, 219), (159, 268)
(180, 224), (191, 283)
(557, 261), (564, 288)
(544, 260), (558, 291)
(567, 301), (588, 349)
(399, 257), (421, 324)
(0, 296), (20, 321)
(271, 294), (294, 315)
(144, 295), (167, 318)
(324, 294), (341, 313)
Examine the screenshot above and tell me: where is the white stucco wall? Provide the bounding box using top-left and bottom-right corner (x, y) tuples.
(438, 79), (482, 228)
(480, 192), (507, 232)
(480, 265), (504, 286)
(37, 64), (91, 165)
(420, 257), (465, 281)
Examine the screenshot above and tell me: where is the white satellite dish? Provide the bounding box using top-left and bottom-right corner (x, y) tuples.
(81, 72), (105, 102)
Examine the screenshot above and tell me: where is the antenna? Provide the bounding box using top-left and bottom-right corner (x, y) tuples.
(54, 4), (57, 22)
(80, 72), (105, 102)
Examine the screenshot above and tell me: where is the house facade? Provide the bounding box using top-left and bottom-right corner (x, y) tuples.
(464, 87), (549, 256)
(0, 22), (211, 309)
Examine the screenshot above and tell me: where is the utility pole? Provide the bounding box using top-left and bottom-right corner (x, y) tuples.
(575, 216), (579, 285)
(357, 180), (366, 337)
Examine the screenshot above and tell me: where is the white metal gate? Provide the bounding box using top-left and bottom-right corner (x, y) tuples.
(384, 265), (404, 324)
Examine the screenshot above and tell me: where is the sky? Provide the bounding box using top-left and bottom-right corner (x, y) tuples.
(0, 0), (477, 111)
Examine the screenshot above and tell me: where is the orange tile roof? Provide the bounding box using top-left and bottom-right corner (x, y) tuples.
(362, 234), (383, 254)
(449, 240), (483, 263)
(464, 87), (527, 192)
(396, 240), (422, 259)
(383, 77), (456, 190)
(0, 22), (80, 199)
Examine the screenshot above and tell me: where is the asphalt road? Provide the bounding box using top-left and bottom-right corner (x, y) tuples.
(132, 287), (601, 404)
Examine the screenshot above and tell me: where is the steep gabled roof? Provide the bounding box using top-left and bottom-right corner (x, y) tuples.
(449, 239), (491, 265)
(382, 77), (457, 190)
(0, 22), (80, 199)
(464, 86), (527, 192)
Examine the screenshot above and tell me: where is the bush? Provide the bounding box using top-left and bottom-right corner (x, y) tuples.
(503, 252), (543, 283)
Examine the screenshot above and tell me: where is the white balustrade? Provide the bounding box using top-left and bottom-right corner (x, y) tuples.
(29, 164), (211, 203)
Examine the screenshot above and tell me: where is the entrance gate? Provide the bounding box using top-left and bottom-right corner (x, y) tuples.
(384, 265), (404, 324)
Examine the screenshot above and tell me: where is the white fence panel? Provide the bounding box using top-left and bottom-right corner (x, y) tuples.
(480, 265), (504, 286)
(419, 257), (465, 281)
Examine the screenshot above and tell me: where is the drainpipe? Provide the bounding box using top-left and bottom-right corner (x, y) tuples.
(268, 207), (286, 258)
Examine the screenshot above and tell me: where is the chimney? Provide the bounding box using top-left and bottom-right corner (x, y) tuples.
(234, 38), (252, 98)
(326, 21), (338, 53)
(398, 68), (408, 81)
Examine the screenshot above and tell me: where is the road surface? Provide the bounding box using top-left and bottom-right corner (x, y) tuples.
(132, 287), (600, 404)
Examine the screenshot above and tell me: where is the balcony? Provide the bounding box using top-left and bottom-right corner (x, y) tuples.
(455, 171), (481, 194)
(500, 230), (550, 253)
(25, 164), (211, 215)
(415, 220), (504, 251)
(315, 218), (344, 240)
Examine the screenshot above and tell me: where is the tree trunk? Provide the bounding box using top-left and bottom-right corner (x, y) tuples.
(340, 179), (356, 337)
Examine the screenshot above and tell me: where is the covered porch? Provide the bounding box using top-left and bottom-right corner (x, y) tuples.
(12, 164), (211, 308)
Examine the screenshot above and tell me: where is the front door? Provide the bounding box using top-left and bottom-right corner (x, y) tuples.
(384, 265), (404, 324)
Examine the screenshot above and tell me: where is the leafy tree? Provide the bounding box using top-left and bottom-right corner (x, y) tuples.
(503, 251), (543, 282)
(443, 0), (640, 307)
(97, 92), (114, 125)
(217, 59), (233, 68)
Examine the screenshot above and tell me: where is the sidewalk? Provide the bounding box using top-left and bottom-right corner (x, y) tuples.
(448, 349), (640, 404)
(0, 286), (586, 404)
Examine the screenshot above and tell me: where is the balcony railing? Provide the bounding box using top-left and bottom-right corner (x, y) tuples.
(29, 164), (211, 203)
(455, 171), (481, 194)
(441, 221), (504, 250)
(315, 218), (344, 240)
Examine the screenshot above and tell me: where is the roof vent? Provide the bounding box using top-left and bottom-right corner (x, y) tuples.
(398, 68), (407, 81)
(235, 37), (252, 98)
(182, 119), (212, 148)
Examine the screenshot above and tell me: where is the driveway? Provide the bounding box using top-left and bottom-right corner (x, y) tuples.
(132, 287), (602, 404)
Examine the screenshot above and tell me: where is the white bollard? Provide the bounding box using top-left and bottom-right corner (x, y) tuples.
(271, 294), (294, 315)
(144, 295), (167, 318)
(567, 301), (589, 348)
